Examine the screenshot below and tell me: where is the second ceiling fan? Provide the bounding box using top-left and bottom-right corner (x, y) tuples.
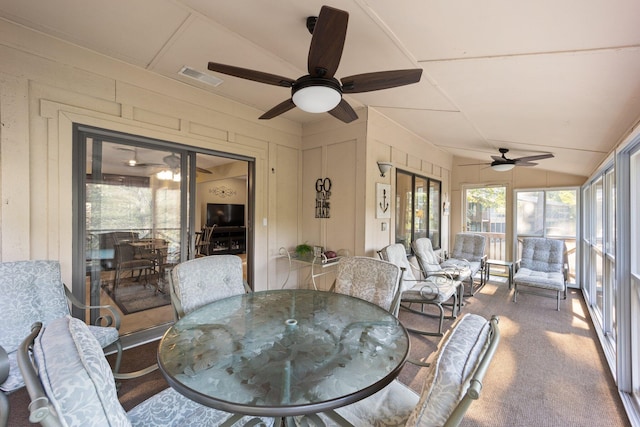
(461, 148), (555, 171)
(207, 5), (422, 123)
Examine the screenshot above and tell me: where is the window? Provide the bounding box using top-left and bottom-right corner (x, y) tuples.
(395, 170), (441, 251)
(464, 185), (506, 260)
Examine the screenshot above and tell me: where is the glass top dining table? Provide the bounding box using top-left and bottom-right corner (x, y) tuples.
(157, 289), (410, 418)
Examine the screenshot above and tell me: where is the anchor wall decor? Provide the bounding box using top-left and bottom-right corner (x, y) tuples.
(376, 183), (391, 219)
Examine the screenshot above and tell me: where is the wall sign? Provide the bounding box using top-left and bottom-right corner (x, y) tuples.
(376, 183), (391, 219)
(315, 177), (331, 218)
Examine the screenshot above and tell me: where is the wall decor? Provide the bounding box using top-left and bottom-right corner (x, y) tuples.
(376, 183), (391, 219)
(209, 185), (237, 198)
(315, 177), (331, 218)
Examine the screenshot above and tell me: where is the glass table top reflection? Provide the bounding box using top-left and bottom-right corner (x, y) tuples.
(158, 289), (409, 418)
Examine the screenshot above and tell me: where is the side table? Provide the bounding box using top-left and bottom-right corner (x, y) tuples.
(485, 259), (514, 289)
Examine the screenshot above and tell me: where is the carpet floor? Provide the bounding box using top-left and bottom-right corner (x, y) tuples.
(6, 276), (631, 426)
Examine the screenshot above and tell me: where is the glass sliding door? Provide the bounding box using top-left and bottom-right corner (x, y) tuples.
(395, 170), (441, 252)
(74, 125), (253, 340)
(464, 185), (506, 261)
(79, 133), (186, 336)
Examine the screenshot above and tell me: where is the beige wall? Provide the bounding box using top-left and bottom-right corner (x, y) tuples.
(0, 19), (301, 292)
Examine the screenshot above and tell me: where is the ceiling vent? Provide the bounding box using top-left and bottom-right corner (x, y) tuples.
(178, 66), (223, 87)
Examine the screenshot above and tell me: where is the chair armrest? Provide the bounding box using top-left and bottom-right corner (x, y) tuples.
(64, 286), (121, 330)
(243, 280), (253, 293)
(0, 344), (8, 385)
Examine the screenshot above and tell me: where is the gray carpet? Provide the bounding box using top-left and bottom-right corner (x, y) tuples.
(7, 276), (630, 426)
(397, 276), (630, 427)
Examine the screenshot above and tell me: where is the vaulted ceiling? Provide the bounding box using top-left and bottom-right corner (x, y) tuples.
(2, 0), (639, 177)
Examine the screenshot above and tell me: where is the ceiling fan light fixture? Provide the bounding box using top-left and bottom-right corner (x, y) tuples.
(292, 77), (342, 113)
(491, 162), (515, 172)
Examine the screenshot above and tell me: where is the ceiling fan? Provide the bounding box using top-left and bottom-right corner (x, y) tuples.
(461, 148), (555, 172)
(115, 147), (162, 168)
(163, 153), (212, 175)
(207, 5), (422, 123)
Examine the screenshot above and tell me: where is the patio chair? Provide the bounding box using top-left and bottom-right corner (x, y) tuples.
(169, 254), (251, 319)
(441, 233), (487, 296)
(412, 237), (468, 285)
(18, 317), (274, 427)
(314, 314), (501, 427)
(0, 260), (122, 427)
(513, 237), (568, 310)
(333, 256), (402, 316)
(378, 244), (463, 337)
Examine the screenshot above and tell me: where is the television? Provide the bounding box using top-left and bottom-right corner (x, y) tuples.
(207, 203), (245, 227)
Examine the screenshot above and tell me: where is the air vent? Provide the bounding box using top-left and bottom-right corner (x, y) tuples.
(178, 66), (223, 87)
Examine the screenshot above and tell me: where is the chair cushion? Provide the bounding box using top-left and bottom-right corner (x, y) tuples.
(0, 350), (23, 393)
(520, 238), (564, 273)
(87, 324), (120, 349)
(34, 316), (131, 427)
(0, 260), (70, 353)
(401, 276), (460, 303)
(327, 379), (418, 426)
(407, 314), (491, 426)
(171, 255), (246, 315)
(440, 259), (475, 280)
(514, 268), (565, 291)
(335, 257), (400, 313)
(128, 387), (274, 427)
(449, 233), (486, 262)
(379, 244), (418, 289)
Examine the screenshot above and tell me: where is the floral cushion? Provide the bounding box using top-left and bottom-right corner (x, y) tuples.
(326, 379), (419, 426)
(0, 261), (69, 354)
(171, 255), (247, 316)
(519, 238), (564, 273)
(513, 268), (565, 291)
(128, 387), (274, 427)
(322, 314), (491, 427)
(401, 276), (460, 303)
(407, 314), (490, 426)
(34, 316), (131, 426)
(448, 233), (486, 262)
(334, 257), (401, 313)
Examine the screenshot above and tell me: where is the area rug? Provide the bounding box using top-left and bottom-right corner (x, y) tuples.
(104, 282), (171, 315)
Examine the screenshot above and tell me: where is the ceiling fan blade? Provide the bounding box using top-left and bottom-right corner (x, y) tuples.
(259, 99), (296, 120)
(328, 99), (358, 123)
(514, 153), (554, 162)
(307, 6), (348, 78)
(459, 162), (491, 166)
(208, 62), (294, 87)
(490, 155), (505, 162)
(197, 167), (212, 174)
(341, 69), (423, 93)
(516, 162), (538, 167)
